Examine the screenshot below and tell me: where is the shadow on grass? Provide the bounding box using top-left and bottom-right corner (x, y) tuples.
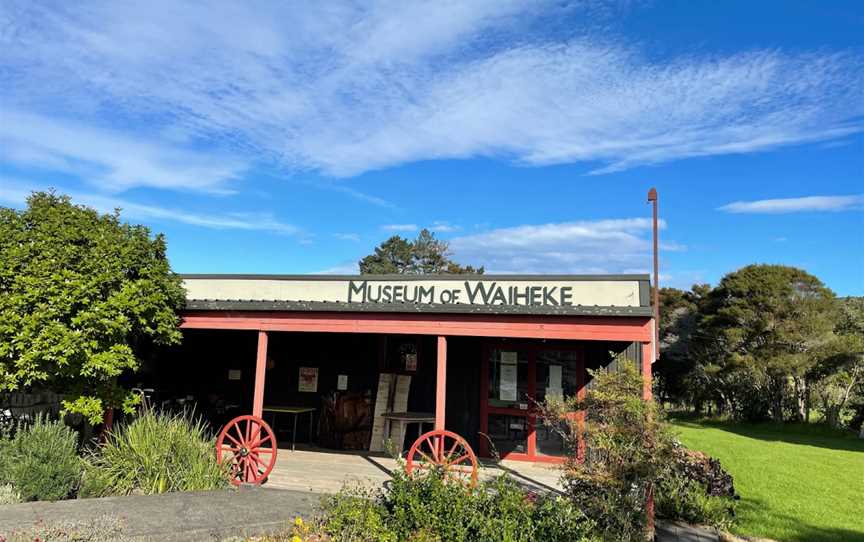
(669, 414), (864, 453)
(735, 496), (864, 542)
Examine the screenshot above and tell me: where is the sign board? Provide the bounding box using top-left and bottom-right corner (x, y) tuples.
(183, 276), (644, 310)
(227, 369), (242, 381)
(298, 367), (318, 393)
(337, 374), (348, 391)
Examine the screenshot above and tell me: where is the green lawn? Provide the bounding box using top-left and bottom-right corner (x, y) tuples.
(671, 417), (864, 542)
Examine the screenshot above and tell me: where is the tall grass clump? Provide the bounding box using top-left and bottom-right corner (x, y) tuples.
(0, 415), (81, 502)
(81, 410), (229, 497)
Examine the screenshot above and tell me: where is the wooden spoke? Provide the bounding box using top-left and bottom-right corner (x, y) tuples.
(405, 429), (479, 488)
(216, 415), (278, 486)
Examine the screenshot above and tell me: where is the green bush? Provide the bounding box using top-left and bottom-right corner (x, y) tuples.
(655, 441), (737, 529)
(656, 472), (736, 530)
(318, 469), (596, 542)
(80, 410), (229, 497)
(0, 415), (81, 502)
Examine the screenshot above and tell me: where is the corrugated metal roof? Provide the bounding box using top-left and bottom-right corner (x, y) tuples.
(183, 299), (653, 317)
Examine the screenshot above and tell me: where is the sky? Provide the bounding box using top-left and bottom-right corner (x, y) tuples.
(1, 1), (862, 295)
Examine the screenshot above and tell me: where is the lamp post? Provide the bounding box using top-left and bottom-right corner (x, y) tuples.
(647, 188), (659, 360)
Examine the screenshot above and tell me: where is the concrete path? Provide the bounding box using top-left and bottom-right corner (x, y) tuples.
(266, 448), (562, 494)
(656, 520), (722, 542)
(0, 487), (317, 541)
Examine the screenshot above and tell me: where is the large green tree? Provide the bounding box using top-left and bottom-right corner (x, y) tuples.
(693, 264), (837, 422)
(359, 229), (484, 274)
(653, 284), (710, 406)
(0, 192), (185, 423)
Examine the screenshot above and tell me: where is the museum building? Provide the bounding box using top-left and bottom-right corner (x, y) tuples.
(150, 273), (655, 465)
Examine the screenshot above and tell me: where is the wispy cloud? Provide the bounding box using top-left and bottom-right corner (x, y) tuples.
(449, 218), (684, 274)
(718, 195), (864, 214)
(381, 224), (418, 232)
(333, 233), (361, 242)
(0, 179), (301, 235)
(431, 221), (460, 233)
(1, 1), (861, 185)
(0, 111), (246, 193)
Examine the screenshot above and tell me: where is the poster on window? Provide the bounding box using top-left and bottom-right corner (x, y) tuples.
(404, 353), (417, 371)
(547, 364), (563, 400)
(499, 363), (518, 401)
(298, 367), (318, 392)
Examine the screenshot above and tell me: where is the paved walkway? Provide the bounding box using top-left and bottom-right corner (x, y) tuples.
(0, 487), (317, 541)
(266, 447), (562, 494)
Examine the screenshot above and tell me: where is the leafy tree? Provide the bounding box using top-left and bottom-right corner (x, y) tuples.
(0, 192), (185, 424)
(654, 285), (709, 406)
(692, 265), (837, 422)
(359, 228), (484, 274)
(811, 297), (864, 428)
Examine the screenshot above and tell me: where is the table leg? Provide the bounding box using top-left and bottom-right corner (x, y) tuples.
(383, 418), (391, 448)
(292, 413), (298, 452)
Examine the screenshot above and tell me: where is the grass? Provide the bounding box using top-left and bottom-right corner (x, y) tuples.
(670, 416), (864, 542)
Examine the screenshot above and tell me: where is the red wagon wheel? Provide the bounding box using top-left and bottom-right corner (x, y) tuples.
(405, 429), (479, 487)
(216, 415), (278, 486)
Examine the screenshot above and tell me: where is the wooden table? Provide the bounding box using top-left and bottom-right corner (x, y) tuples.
(381, 412), (435, 452)
(263, 406), (316, 451)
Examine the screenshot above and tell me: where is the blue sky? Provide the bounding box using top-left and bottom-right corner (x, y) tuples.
(1, 1), (862, 294)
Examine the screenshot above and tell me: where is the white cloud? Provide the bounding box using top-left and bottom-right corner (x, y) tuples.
(430, 221), (460, 233)
(381, 224), (418, 232)
(449, 218), (683, 274)
(718, 195), (864, 214)
(1, 1), (861, 183)
(334, 233), (361, 242)
(0, 179), (301, 235)
(0, 111), (246, 194)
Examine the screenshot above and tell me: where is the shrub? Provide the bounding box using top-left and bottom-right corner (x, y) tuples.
(655, 441), (737, 529)
(318, 469), (596, 542)
(537, 364), (672, 541)
(538, 364), (738, 539)
(655, 472), (736, 530)
(80, 410), (229, 497)
(0, 415), (81, 502)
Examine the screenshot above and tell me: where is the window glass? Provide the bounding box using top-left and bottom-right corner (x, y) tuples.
(535, 350), (579, 405)
(486, 413), (528, 455)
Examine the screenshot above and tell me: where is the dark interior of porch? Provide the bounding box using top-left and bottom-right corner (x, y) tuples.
(136, 330), (640, 459)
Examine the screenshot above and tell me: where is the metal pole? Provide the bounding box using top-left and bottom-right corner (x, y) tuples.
(647, 188), (659, 360)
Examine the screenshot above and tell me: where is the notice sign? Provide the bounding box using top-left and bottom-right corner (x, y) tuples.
(547, 364), (563, 400)
(337, 374), (348, 391)
(298, 367), (318, 393)
(500, 351), (518, 401)
(404, 353), (417, 371)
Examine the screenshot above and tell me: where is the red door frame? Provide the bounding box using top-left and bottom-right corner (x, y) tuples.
(479, 340), (585, 464)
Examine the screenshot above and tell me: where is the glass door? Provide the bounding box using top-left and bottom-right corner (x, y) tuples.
(482, 347), (532, 457)
(480, 343), (583, 462)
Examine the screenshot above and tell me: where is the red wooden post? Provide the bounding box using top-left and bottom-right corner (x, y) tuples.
(641, 339), (655, 536)
(641, 341), (653, 401)
(435, 335), (447, 430)
(253, 330), (269, 418)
